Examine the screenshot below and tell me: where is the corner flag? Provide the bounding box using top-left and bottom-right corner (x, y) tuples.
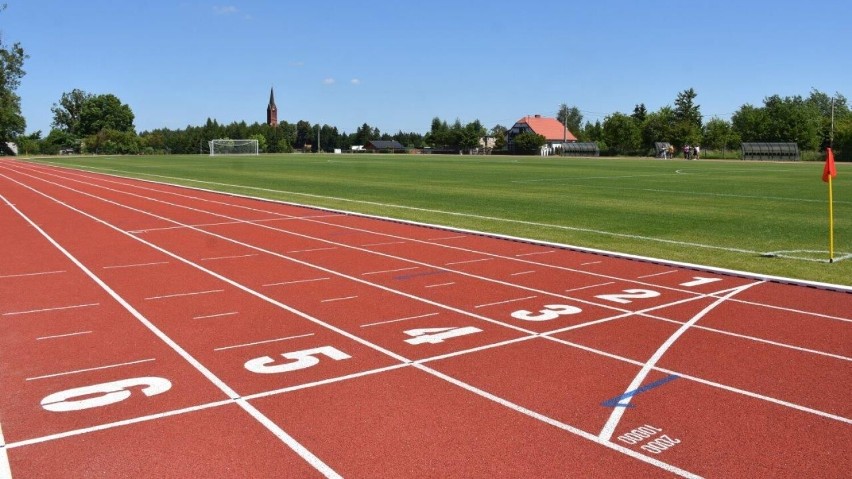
(822, 147), (837, 182)
(823, 148), (837, 262)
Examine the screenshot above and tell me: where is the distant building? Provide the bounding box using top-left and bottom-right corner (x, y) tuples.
(266, 87), (278, 127)
(507, 114), (577, 153)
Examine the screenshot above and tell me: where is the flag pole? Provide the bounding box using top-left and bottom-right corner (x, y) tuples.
(828, 174), (835, 263)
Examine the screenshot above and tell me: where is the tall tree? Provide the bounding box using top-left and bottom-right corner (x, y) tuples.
(557, 103), (583, 138)
(631, 103), (647, 123)
(51, 89), (93, 136)
(602, 112), (641, 155)
(0, 4), (28, 143)
(78, 94), (135, 135)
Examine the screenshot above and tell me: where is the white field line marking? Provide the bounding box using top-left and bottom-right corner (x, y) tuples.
(444, 257), (493, 266)
(598, 281), (763, 441)
(360, 312), (440, 328)
(244, 364), (410, 401)
(288, 246), (337, 254)
(26, 358), (155, 381)
(637, 270), (678, 279)
(425, 282), (455, 288)
(724, 296), (852, 324)
(102, 261), (169, 269)
(200, 253), (258, 261)
(361, 266), (419, 276)
(475, 295), (538, 309)
(515, 250), (555, 257)
(15, 166), (851, 412)
(193, 311), (239, 320)
(41, 161), (852, 265)
(565, 281), (615, 293)
(361, 241), (406, 247)
(263, 277), (331, 287)
(581, 260), (603, 265)
(415, 363), (702, 478)
(0, 269), (65, 279)
(214, 333), (315, 351)
(36, 330), (92, 340)
(3, 302), (99, 316)
(0, 185), (343, 479)
(510, 270), (536, 276)
(545, 335), (852, 425)
(144, 289), (223, 300)
(320, 295), (358, 303)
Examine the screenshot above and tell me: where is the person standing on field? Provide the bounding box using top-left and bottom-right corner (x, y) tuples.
(683, 144), (691, 160)
(693, 145), (700, 160)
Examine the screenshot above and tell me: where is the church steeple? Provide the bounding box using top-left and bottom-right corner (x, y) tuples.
(266, 87), (278, 127)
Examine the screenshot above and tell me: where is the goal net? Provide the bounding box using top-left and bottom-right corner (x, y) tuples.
(209, 139), (259, 156)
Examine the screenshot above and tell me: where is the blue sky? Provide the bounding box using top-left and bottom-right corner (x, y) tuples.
(5, 0), (850, 136)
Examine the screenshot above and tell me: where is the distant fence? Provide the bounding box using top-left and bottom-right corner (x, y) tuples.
(561, 142), (600, 157)
(741, 142), (799, 161)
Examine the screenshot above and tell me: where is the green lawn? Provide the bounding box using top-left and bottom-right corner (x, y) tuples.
(27, 153), (851, 287)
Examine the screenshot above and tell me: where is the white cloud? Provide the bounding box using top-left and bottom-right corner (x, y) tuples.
(322, 78), (336, 85)
(350, 78), (361, 85)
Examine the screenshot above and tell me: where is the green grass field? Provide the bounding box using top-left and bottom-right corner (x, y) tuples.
(27, 153), (850, 287)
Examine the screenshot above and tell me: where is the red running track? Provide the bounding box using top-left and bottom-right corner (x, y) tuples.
(0, 158), (850, 478)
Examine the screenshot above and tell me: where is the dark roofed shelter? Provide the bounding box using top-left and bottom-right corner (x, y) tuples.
(741, 142), (800, 161)
(365, 140), (406, 153)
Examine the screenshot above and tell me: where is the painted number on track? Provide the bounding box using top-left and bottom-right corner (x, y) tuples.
(41, 377), (172, 412)
(596, 289), (660, 304)
(404, 326), (482, 345)
(511, 304), (582, 321)
(245, 346), (351, 374)
(680, 277), (722, 288)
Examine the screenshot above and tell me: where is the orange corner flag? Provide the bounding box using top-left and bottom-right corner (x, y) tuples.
(822, 148), (837, 182)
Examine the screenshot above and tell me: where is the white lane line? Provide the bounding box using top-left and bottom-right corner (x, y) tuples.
(26, 358), (156, 381)
(361, 241), (407, 247)
(361, 266), (419, 276)
(565, 281), (615, 293)
(0, 423), (10, 479)
(145, 289), (223, 300)
(581, 260), (603, 266)
(0, 269), (65, 279)
(320, 295), (358, 303)
(214, 333), (315, 351)
(416, 363), (702, 478)
(263, 277), (331, 287)
(102, 261), (169, 269)
(287, 247), (337, 254)
(444, 258), (493, 266)
(510, 270), (536, 276)
(475, 295), (538, 309)
(425, 282), (455, 288)
(598, 281), (763, 441)
(200, 253), (258, 261)
(361, 312), (440, 328)
(36, 330), (92, 340)
(0, 178), (344, 479)
(193, 311), (239, 320)
(3, 302), (100, 316)
(515, 250), (555, 257)
(637, 270), (678, 279)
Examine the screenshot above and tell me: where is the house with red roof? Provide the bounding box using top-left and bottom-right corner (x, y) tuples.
(507, 114), (577, 154)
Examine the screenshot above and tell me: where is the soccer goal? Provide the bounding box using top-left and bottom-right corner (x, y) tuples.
(209, 139), (259, 156)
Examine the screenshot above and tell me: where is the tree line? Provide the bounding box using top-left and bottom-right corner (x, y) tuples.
(1, 4), (849, 160)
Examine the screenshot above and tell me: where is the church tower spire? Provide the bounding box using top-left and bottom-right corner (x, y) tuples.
(266, 87), (278, 127)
